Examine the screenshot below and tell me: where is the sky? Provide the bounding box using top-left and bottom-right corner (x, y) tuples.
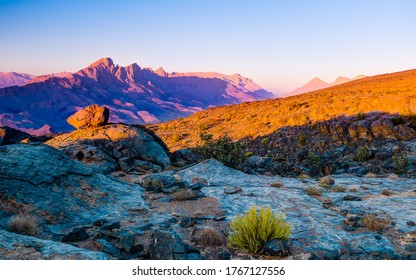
(1, 0), (416, 94)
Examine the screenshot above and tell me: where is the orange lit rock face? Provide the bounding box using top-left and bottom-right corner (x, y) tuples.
(66, 104), (109, 129)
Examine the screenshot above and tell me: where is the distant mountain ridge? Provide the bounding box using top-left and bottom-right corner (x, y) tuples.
(288, 74), (366, 96)
(0, 57), (274, 134)
(0, 72), (35, 88)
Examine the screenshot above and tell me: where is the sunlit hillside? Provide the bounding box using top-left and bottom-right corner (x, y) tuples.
(152, 69), (416, 151)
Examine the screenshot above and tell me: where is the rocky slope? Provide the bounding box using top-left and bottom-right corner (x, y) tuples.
(154, 68), (416, 151)
(0, 58), (273, 134)
(1, 143), (415, 260)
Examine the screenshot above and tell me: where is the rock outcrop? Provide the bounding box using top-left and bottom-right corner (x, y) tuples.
(0, 144), (151, 243)
(0, 126), (31, 145)
(66, 104), (109, 129)
(46, 124), (171, 172)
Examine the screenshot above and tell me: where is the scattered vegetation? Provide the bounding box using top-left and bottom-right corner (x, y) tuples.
(195, 228), (225, 246)
(356, 145), (372, 162)
(319, 176), (335, 187)
(8, 214), (41, 237)
(298, 135), (307, 146)
(261, 138), (269, 146)
(193, 133), (247, 168)
(269, 182), (284, 188)
(361, 214), (391, 231)
(332, 185), (347, 192)
(392, 116), (405, 126)
(393, 153), (409, 175)
(381, 189), (394, 196)
(171, 188), (196, 201)
(356, 112), (367, 121)
(227, 205), (291, 254)
(306, 151), (320, 165)
(305, 187), (323, 196)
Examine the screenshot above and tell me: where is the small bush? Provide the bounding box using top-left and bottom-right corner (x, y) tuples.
(172, 188), (196, 201)
(261, 138), (269, 145)
(356, 145), (372, 162)
(381, 189), (394, 196)
(270, 182), (284, 188)
(195, 228), (225, 246)
(305, 187), (323, 196)
(356, 112), (367, 121)
(332, 185), (346, 192)
(393, 153), (409, 175)
(298, 135), (307, 146)
(8, 214), (40, 237)
(392, 116), (405, 126)
(361, 214), (390, 231)
(227, 206), (291, 254)
(319, 176), (335, 187)
(194, 134), (247, 168)
(306, 151), (320, 165)
(171, 133), (181, 143)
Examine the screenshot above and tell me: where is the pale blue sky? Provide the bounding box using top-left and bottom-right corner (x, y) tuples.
(1, 0), (415, 93)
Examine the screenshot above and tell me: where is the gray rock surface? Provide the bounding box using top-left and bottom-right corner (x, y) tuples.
(0, 230), (109, 260)
(0, 144), (152, 236)
(177, 159), (416, 259)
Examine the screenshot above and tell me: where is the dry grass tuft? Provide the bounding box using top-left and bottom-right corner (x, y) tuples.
(319, 176), (335, 187)
(305, 187), (323, 196)
(270, 182), (284, 188)
(8, 214), (41, 237)
(332, 185), (347, 192)
(195, 228), (225, 246)
(172, 188), (196, 201)
(362, 214), (390, 231)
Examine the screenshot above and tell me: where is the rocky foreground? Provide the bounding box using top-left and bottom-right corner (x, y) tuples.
(0, 106), (415, 260)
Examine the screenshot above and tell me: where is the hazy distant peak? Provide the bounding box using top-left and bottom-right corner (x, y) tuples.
(353, 74), (367, 80)
(310, 77), (325, 83)
(333, 76), (350, 85)
(0, 71), (35, 88)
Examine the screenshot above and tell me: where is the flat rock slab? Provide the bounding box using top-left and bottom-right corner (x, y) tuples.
(0, 230), (109, 260)
(177, 159), (416, 259)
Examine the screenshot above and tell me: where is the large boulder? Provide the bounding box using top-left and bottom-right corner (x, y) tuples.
(0, 126), (31, 145)
(67, 104), (109, 129)
(46, 124), (171, 172)
(370, 117), (395, 139)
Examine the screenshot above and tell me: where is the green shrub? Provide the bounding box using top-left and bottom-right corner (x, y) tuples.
(356, 112), (367, 120)
(194, 134), (247, 168)
(261, 138), (269, 145)
(356, 145), (371, 162)
(306, 151), (320, 165)
(393, 153), (409, 175)
(392, 116), (405, 126)
(227, 206), (291, 254)
(298, 135), (307, 146)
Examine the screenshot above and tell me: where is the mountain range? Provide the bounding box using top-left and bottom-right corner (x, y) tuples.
(287, 75), (366, 96)
(0, 58), (274, 134)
